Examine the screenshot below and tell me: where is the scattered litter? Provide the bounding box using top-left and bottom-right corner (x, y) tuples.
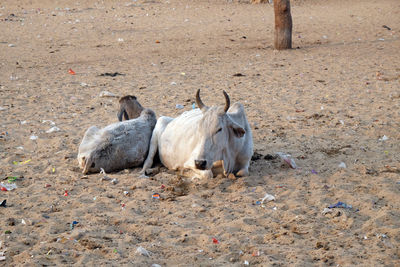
(64, 190), (69, 196)
(99, 72), (124, 77)
(233, 73), (245, 77)
(212, 237), (219, 244)
(118, 38), (124, 42)
(338, 162), (347, 168)
(99, 91), (118, 97)
(111, 178), (118, 185)
(321, 208), (333, 215)
(252, 250), (261, 257)
(192, 103), (196, 109)
(273, 206), (277, 210)
(261, 193), (276, 203)
(8, 43), (15, 47)
(30, 135), (38, 140)
(378, 38), (385, 41)
(382, 25), (391, 31)
(0, 106), (6, 111)
(0, 183), (17, 191)
(170, 81), (177, 85)
(123, 191), (129, 196)
(244, 260), (249, 265)
(0, 200), (6, 207)
(70, 221), (79, 230)
(136, 246), (151, 257)
(155, 40), (160, 43)
(180, 72), (185, 76)
(152, 193), (160, 200)
(7, 177), (17, 183)
(328, 201), (352, 209)
(16, 146), (24, 150)
(121, 203), (126, 209)
(151, 264), (162, 267)
(21, 219), (26, 225)
(276, 152), (297, 169)
(80, 82), (88, 87)
(46, 126), (60, 133)
(13, 159), (31, 165)
(322, 35), (328, 39)
(175, 104), (184, 109)
(160, 184), (165, 189)
(20, 120), (27, 125)
(379, 135), (389, 141)
(320, 106), (324, 110)
(339, 120), (344, 125)
(255, 201), (261, 205)
(42, 120), (55, 125)
(45, 184), (51, 188)
(68, 68), (76, 75)
(311, 169), (318, 174)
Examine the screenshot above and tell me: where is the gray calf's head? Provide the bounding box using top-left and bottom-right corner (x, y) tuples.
(117, 95), (144, 121)
(193, 89), (245, 171)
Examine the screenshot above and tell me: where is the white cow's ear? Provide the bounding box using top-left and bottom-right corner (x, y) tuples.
(230, 125), (245, 138)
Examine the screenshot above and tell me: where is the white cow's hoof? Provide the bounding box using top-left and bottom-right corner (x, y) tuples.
(139, 173), (149, 179)
(235, 168), (249, 177)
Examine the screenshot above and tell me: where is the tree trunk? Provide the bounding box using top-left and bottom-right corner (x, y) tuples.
(274, 0), (292, 50)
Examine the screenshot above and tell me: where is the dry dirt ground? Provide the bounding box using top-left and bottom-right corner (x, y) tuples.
(1, 0), (399, 266)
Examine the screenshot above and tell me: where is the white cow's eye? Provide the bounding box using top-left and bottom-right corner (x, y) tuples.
(215, 128), (222, 134)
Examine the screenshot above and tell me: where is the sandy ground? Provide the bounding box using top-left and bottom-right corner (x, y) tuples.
(1, 0), (400, 266)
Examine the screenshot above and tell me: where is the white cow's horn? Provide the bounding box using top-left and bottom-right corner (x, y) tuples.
(196, 89), (206, 110)
(223, 90), (230, 112)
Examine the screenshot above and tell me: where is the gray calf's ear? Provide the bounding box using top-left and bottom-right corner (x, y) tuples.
(117, 110), (124, 121)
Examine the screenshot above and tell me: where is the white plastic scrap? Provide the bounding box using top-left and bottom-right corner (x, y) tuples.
(30, 135), (38, 140)
(0, 106), (6, 111)
(276, 152), (297, 169)
(379, 135), (389, 141)
(175, 104), (184, 109)
(244, 260), (249, 265)
(151, 264), (161, 267)
(42, 120), (55, 125)
(322, 208), (333, 215)
(46, 126), (60, 133)
(261, 193), (276, 204)
(338, 162), (347, 168)
(136, 246), (151, 257)
(99, 91), (118, 98)
(0, 183), (17, 191)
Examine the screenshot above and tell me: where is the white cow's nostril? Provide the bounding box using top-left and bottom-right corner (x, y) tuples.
(194, 160), (207, 170)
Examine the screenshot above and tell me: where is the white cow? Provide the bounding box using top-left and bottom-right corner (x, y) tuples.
(78, 108), (157, 174)
(142, 89), (253, 179)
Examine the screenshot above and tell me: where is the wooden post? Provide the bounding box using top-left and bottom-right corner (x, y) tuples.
(274, 0), (292, 50)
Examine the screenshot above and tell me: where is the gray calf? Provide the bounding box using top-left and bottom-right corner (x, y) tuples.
(78, 108), (157, 174)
